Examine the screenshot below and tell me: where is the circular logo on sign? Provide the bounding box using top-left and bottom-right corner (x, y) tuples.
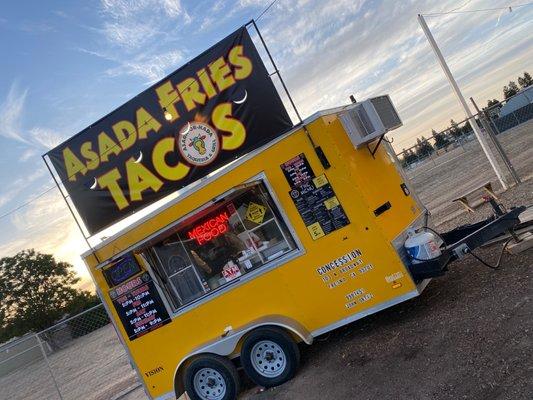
(178, 122), (220, 166)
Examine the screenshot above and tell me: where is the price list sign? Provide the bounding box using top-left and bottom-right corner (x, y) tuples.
(281, 153), (350, 240)
(109, 273), (171, 340)
(281, 153), (315, 187)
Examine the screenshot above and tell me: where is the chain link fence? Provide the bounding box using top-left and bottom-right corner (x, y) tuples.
(394, 93), (533, 226)
(490, 102), (533, 133)
(396, 96), (533, 172)
(0, 304), (141, 400)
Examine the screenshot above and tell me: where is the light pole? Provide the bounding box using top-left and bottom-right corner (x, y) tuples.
(417, 14), (508, 190)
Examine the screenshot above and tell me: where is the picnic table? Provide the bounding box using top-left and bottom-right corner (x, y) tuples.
(452, 181), (498, 212)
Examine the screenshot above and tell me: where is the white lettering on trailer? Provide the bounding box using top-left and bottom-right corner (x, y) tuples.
(385, 271), (403, 283)
(339, 259), (363, 274)
(359, 264), (374, 274)
(345, 288), (365, 301)
(345, 292), (374, 309)
(328, 277), (347, 289)
(358, 293), (373, 303)
(316, 249), (362, 276)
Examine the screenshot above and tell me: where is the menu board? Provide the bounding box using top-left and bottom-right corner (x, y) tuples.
(109, 272), (171, 340)
(281, 153), (315, 187)
(281, 153), (350, 240)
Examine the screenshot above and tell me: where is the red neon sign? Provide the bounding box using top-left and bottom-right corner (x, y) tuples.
(187, 211), (230, 245)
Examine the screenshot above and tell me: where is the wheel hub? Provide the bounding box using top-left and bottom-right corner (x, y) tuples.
(193, 368), (226, 400)
(250, 340), (287, 378)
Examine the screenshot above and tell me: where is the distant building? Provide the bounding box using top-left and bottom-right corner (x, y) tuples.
(500, 86), (533, 116)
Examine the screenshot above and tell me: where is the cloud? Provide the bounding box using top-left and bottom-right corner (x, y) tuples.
(76, 0), (193, 83)
(0, 82), (30, 144)
(0, 188), (92, 285)
(0, 169), (47, 209)
(101, 20), (158, 50)
(105, 50), (184, 83)
(99, 0), (191, 50)
(29, 127), (68, 149)
(18, 21), (55, 33)
(246, 0), (533, 148)
(20, 148), (37, 162)
(0, 82), (67, 149)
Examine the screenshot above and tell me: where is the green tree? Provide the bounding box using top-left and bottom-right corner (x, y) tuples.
(400, 148), (418, 167)
(449, 119), (462, 139)
(517, 71), (532, 88)
(486, 99), (500, 108)
(432, 129), (449, 149)
(503, 81), (520, 99)
(415, 136), (434, 158)
(462, 120), (473, 135)
(0, 249), (99, 342)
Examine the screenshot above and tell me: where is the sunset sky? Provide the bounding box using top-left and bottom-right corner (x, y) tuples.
(0, 0), (531, 290)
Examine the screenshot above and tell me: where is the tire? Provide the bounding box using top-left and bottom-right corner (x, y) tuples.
(183, 354), (240, 400)
(240, 327), (300, 388)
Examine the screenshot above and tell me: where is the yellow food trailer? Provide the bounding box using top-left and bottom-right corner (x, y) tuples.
(46, 24), (524, 400)
(80, 98), (432, 400)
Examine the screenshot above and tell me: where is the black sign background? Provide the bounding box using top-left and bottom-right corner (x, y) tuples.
(47, 27), (292, 234)
(289, 179), (350, 236)
(110, 273), (171, 341)
(281, 153), (350, 239)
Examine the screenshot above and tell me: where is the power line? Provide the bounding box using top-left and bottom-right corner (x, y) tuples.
(0, 186), (57, 221)
(257, 0), (281, 21)
(422, 2), (533, 16)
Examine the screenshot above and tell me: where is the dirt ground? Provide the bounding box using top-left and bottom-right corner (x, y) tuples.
(240, 244), (532, 400)
(1, 324), (137, 400)
(237, 120), (533, 400)
(116, 123), (533, 400)
(237, 121), (533, 400)
(95, 236), (533, 400)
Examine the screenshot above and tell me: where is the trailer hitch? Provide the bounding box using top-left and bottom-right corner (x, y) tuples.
(408, 206), (526, 280)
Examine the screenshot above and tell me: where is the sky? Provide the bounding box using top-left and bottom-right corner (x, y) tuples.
(0, 0), (531, 290)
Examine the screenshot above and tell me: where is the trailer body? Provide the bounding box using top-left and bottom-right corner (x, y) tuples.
(83, 107), (427, 399)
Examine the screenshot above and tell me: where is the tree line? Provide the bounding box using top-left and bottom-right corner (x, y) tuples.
(0, 249), (103, 344)
(400, 71), (531, 167)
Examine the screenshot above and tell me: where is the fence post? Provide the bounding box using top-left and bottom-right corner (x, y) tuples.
(512, 110), (521, 126)
(470, 98), (521, 185)
(36, 333), (64, 400)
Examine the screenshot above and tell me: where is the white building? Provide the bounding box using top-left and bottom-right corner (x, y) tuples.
(500, 86), (533, 116)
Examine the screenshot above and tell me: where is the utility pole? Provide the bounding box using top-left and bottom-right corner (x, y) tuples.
(417, 14), (508, 190)
(470, 97), (520, 185)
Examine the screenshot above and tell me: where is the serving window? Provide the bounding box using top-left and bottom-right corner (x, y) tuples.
(141, 181), (298, 310)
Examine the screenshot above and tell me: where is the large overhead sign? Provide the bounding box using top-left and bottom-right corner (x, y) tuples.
(47, 27), (293, 234)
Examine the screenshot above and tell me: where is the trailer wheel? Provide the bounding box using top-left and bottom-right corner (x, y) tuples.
(241, 327), (300, 388)
(183, 354), (240, 400)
